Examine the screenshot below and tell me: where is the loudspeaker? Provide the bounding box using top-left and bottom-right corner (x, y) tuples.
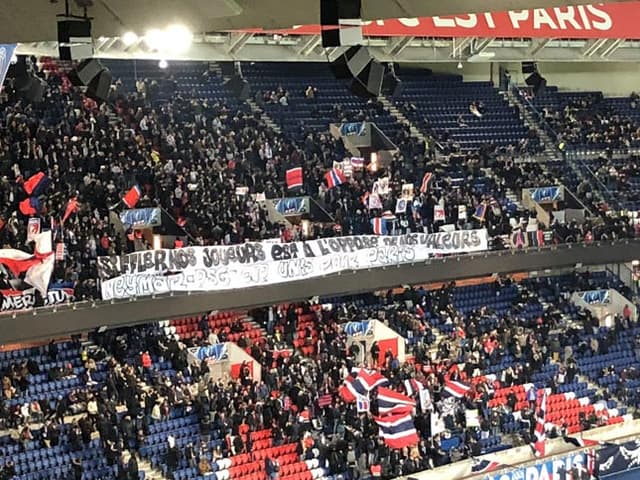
(69, 59), (104, 87)
(58, 18), (93, 61)
(86, 69), (112, 102)
(321, 0), (362, 47)
(328, 45), (385, 98)
(224, 75), (250, 100)
(522, 61), (537, 75)
(525, 72), (547, 96)
(68, 59), (112, 102)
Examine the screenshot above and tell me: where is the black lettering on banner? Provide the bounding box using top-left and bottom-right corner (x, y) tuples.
(202, 248), (214, 268)
(239, 264), (269, 285)
(470, 230), (480, 247)
(441, 233), (452, 249)
(316, 240), (330, 256)
(322, 253), (360, 272)
(461, 231), (471, 249)
(142, 251), (155, 272)
(154, 250), (168, 271)
(328, 238), (340, 254)
(368, 246), (416, 265)
(97, 256), (120, 279)
(277, 258), (314, 279)
(271, 243), (299, 261)
(302, 243), (316, 258)
(353, 237), (364, 250)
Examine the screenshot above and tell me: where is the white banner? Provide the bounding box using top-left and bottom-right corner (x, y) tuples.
(1, 288), (74, 311)
(98, 229), (489, 300)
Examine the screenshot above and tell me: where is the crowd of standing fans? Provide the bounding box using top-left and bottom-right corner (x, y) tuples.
(0, 59), (635, 305)
(0, 270), (634, 480)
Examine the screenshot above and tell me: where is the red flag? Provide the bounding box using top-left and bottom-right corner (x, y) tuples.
(19, 198), (39, 216)
(23, 172), (50, 196)
(122, 185), (142, 209)
(286, 167), (303, 189)
(62, 197), (79, 224)
(420, 172), (432, 194)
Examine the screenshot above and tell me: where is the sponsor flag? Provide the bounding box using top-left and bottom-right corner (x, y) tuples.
(123, 185), (142, 209)
(473, 202), (487, 222)
(23, 172), (50, 196)
(377, 387), (416, 415)
(325, 168), (346, 189)
(444, 379), (471, 398)
(374, 412), (419, 449)
(371, 217), (387, 235)
(420, 172), (433, 194)
(286, 167), (304, 189)
(471, 459), (502, 474)
(562, 436), (601, 448)
(62, 197), (80, 224)
(27, 218), (41, 242)
(532, 390), (547, 457)
(19, 197), (40, 216)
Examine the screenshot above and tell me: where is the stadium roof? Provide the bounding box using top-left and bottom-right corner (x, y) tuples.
(1, 0), (635, 43)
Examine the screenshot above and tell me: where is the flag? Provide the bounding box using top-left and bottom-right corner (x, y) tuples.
(342, 370), (389, 402)
(434, 205), (445, 222)
(562, 436), (601, 448)
(0, 231), (54, 296)
(473, 202), (487, 222)
(527, 230), (545, 247)
(471, 459), (502, 474)
(317, 393), (333, 408)
(286, 167), (303, 189)
(374, 412), (419, 449)
(444, 379), (471, 398)
(351, 157), (364, 169)
(357, 394), (370, 413)
(532, 391), (547, 457)
(27, 218), (41, 242)
(371, 217), (387, 235)
(23, 172), (50, 196)
(377, 387), (416, 415)
(404, 379), (423, 398)
(122, 185), (142, 209)
(62, 197), (80, 224)
(342, 160), (353, 178)
(395, 198), (407, 214)
(373, 177), (390, 196)
(420, 172), (433, 194)
(55, 243), (66, 261)
(19, 197), (40, 216)
(325, 169), (346, 189)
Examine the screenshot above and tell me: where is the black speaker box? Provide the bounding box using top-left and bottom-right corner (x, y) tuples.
(522, 61), (537, 75)
(320, 0), (362, 48)
(86, 69), (112, 102)
(70, 59), (105, 87)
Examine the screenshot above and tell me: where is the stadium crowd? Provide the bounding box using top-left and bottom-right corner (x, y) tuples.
(0, 59), (635, 305)
(0, 270), (634, 480)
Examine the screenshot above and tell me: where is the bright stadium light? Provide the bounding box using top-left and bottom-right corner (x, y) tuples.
(144, 28), (168, 51)
(122, 31), (139, 46)
(166, 24), (193, 53)
(158, 59), (168, 69)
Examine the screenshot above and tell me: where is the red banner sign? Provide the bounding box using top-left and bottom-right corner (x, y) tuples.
(241, 2), (640, 39)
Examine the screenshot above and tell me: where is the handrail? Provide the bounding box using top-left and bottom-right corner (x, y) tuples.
(509, 83), (620, 210)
